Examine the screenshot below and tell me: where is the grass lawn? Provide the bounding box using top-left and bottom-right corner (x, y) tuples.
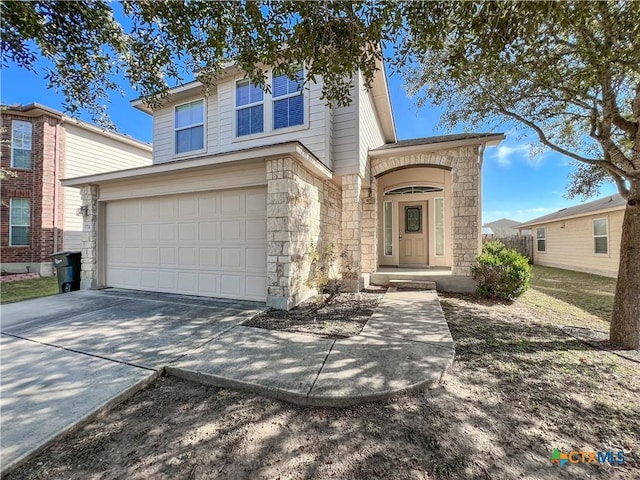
(6, 266), (639, 480)
(0, 276), (59, 304)
(521, 265), (617, 331)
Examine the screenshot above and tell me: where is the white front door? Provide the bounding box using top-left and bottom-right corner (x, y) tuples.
(399, 201), (428, 266)
(104, 187), (267, 301)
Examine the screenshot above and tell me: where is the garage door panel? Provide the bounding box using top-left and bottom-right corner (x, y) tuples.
(199, 248), (218, 267)
(221, 192), (243, 216)
(246, 248), (267, 270)
(178, 222), (197, 241)
(247, 219), (267, 240)
(221, 220), (242, 241)
(106, 187), (267, 301)
(199, 222), (219, 241)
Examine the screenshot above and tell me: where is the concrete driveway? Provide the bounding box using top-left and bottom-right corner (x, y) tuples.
(0, 289), (264, 473)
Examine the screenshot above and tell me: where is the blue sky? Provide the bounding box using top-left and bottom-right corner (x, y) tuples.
(2, 51), (617, 225)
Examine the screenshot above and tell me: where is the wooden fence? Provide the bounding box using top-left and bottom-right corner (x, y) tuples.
(484, 235), (534, 262)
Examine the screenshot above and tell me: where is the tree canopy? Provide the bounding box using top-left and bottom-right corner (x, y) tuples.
(3, 0), (639, 347)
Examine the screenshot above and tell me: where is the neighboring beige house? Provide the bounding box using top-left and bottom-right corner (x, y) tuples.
(1, 104), (152, 275)
(63, 63), (504, 309)
(518, 194), (625, 278)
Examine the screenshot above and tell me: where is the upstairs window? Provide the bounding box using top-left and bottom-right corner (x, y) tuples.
(536, 227), (546, 252)
(175, 100), (204, 154)
(11, 120), (32, 169)
(273, 68), (304, 129)
(236, 79), (264, 136)
(593, 218), (608, 254)
(10, 198), (30, 246)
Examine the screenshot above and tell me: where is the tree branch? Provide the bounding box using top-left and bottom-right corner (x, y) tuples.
(495, 104), (628, 179)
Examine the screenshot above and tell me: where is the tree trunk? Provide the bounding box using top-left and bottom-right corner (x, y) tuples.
(610, 181), (640, 349)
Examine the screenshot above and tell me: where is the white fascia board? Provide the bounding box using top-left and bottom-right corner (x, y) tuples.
(369, 134), (506, 158)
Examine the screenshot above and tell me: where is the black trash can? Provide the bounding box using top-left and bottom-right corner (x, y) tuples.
(51, 251), (82, 293)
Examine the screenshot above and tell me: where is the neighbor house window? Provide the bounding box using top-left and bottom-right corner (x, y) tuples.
(175, 100), (204, 154)
(10, 198), (30, 246)
(435, 198), (445, 256)
(593, 218), (608, 254)
(273, 67), (304, 129)
(536, 227), (546, 252)
(236, 79), (264, 136)
(11, 120), (32, 169)
(384, 201), (393, 255)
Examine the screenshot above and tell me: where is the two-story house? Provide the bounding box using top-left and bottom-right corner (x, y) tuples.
(1, 104), (152, 276)
(63, 63), (503, 309)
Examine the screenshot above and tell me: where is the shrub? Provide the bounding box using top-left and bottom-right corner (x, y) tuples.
(472, 241), (532, 300)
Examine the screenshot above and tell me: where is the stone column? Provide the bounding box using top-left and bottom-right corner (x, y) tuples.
(266, 157), (321, 310)
(341, 174), (363, 291)
(80, 184), (99, 289)
(451, 149), (481, 276)
(360, 177), (377, 277)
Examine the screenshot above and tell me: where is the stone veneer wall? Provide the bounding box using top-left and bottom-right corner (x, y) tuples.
(340, 174), (363, 291)
(360, 177), (378, 274)
(79, 184), (98, 289)
(371, 146), (481, 276)
(266, 157), (342, 309)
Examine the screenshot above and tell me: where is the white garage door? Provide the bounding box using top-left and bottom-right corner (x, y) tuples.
(105, 187), (267, 301)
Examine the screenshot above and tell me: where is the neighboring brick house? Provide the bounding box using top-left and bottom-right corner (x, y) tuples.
(1, 104), (152, 276)
(63, 63), (504, 309)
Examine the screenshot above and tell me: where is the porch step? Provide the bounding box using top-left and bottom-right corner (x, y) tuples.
(388, 279), (437, 291)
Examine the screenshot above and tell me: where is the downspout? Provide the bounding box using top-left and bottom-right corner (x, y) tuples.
(477, 143), (486, 255)
(52, 121), (59, 253)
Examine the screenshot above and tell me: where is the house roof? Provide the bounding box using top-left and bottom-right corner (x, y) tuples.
(372, 133), (505, 151)
(61, 141), (331, 187)
(483, 218), (520, 235)
(481, 226), (494, 236)
(2, 103), (152, 151)
(518, 194), (626, 228)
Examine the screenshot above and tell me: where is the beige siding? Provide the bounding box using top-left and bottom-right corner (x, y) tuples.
(357, 71), (386, 177)
(63, 124), (151, 250)
(218, 74), (328, 165)
(151, 73), (329, 168)
(151, 105), (173, 163)
(152, 93), (219, 165)
(98, 161), (266, 202)
(332, 83), (358, 176)
(532, 209), (624, 278)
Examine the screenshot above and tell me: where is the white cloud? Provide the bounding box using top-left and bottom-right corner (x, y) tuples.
(491, 144), (530, 167)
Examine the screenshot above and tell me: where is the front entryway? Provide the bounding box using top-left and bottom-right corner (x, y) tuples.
(399, 201), (428, 266)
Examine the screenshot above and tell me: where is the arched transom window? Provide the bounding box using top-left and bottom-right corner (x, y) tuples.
(384, 185), (444, 195)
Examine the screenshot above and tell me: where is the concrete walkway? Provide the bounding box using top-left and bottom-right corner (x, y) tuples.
(1, 287), (454, 474)
(168, 288), (455, 406)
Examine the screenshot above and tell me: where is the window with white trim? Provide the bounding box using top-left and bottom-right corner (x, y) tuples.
(435, 198), (445, 256)
(11, 120), (32, 169)
(175, 100), (204, 154)
(536, 227), (546, 252)
(236, 79), (264, 136)
(593, 218), (608, 254)
(273, 67), (304, 129)
(10, 198), (30, 246)
(384, 201), (393, 256)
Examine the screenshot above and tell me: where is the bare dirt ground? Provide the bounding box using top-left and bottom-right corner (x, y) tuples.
(242, 288), (386, 338)
(7, 271), (640, 480)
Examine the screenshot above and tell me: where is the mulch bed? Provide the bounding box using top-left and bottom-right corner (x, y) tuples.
(243, 286), (387, 338)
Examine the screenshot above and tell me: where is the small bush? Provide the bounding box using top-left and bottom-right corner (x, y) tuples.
(472, 241), (532, 300)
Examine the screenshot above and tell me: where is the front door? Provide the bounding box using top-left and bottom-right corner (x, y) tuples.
(399, 201), (428, 266)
